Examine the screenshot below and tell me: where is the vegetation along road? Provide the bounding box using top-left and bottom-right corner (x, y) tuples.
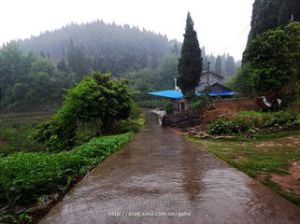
(40, 112), (300, 224)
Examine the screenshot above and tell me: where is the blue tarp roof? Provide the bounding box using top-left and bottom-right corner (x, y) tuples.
(200, 91), (236, 97)
(148, 90), (237, 99)
(148, 90), (183, 99)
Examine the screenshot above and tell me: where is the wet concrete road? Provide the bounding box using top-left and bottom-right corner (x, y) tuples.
(40, 112), (300, 224)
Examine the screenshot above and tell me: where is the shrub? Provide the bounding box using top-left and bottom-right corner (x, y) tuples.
(189, 99), (205, 111)
(35, 72), (132, 151)
(207, 119), (250, 135)
(207, 111), (299, 135)
(184, 90), (197, 101)
(263, 111), (297, 127)
(165, 102), (174, 115)
(0, 133), (131, 209)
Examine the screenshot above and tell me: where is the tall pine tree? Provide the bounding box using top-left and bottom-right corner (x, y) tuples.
(177, 12), (202, 95)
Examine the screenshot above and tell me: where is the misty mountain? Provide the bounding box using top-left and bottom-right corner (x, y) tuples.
(15, 20), (178, 75)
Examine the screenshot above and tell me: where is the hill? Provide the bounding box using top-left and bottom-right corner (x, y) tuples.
(15, 20), (177, 76)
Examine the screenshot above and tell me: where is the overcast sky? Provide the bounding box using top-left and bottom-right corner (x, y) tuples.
(0, 0), (254, 60)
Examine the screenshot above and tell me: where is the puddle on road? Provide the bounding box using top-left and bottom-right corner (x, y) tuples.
(40, 112), (300, 224)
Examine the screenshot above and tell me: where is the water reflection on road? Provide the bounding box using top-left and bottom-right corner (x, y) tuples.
(40, 112), (300, 224)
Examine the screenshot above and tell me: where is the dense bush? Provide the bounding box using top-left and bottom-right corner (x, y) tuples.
(207, 111), (298, 135)
(165, 102), (174, 115)
(264, 111), (298, 127)
(189, 99), (206, 111)
(0, 133), (131, 210)
(35, 72), (132, 151)
(237, 111), (298, 128)
(207, 119), (250, 135)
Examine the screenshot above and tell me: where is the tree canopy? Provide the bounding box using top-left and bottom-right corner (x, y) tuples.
(248, 0), (300, 42)
(0, 43), (74, 111)
(35, 72), (132, 150)
(15, 20), (174, 76)
(177, 13), (202, 95)
(232, 22), (300, 95)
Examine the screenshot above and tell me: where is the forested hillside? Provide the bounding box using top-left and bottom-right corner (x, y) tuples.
(248, 0), (300, 41)
(0, 20), (239, 110)
(231, 0), (300, 100)
(16, 21), (176, 76)
(0, 43), (75, 111)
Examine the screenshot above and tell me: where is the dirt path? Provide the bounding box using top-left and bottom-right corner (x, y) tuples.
(40, 112), (300, 224)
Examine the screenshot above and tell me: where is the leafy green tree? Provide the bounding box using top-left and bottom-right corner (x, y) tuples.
(35, 71), (132, 150)
(177, 12), (202, 95)
(31, 58), (55, 76)
(57, 58), (69, 73)
(126, 54), (178, 96)
(67, 40), (90, 79)
(245, 25), (297, 92)
(0, 43), (26, 89)
(236, 22), (300, 95)
(157, 54), (178, 88)
(228, 63), (255, 95)
(0, 43), (74, 110)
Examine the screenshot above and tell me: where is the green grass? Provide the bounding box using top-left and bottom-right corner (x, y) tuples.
(0, 133), (131, 223)
(237, 110), (300, 126)
(189, 131), (300, 206)
(0, 112), (51, 155)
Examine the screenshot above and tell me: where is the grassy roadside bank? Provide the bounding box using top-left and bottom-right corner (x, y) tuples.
(189, 130), (300, 206)
(0, 133), (132, 224)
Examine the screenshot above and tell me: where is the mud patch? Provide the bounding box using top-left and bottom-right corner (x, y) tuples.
(271, 162), (300, 195)
(197, 108), (235, 131)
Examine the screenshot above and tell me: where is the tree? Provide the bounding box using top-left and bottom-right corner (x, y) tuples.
(235, 22), (300, 95)
(67, 40), (90, 79)
(57, 59), (69, 73)
(215, 56), (222, 75)
(15, 20), (172, 76)
(177, 12), (202, 95)
(35, 71), (132, 150)
(247, 0), (300, 43)
(224, 56), (236, 77)
(0, 43), (75, 110)
(31, 58), (55, 76)
(171, 41), (180, 57)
